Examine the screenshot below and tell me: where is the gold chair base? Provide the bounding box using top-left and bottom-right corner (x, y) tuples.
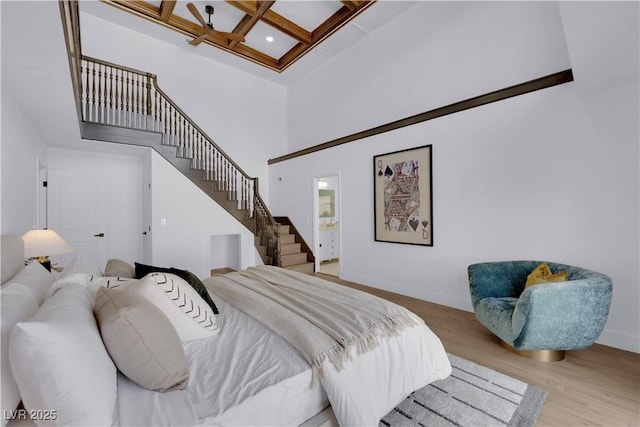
(500, 340), (566, 362)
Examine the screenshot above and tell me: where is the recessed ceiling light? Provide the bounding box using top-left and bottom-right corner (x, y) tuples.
(266, 36), (274, 43)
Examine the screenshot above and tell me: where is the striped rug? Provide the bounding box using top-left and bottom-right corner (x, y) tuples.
(380, 354), (547, 427)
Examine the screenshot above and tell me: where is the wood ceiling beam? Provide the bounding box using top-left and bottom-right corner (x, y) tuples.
(312, 6), (354, 42)
(108, 0), (160, 19)
(341, 1), (358, 11)
(229, 14), (258, 50)
(262, 10), (312, 44)
(278, 42), (309, 68)
(226, 1), (261, 16)
(227, 1), (275, 50)
(228, 0), (311, 44)
(102, 0), (378, 73)
(233, 44), (280, 69)
(159, 0), (176, 23)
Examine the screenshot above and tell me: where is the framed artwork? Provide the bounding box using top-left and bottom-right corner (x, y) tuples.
(374, 144), (433, 246)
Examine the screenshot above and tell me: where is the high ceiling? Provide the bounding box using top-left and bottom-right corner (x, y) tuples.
(102, 0), (376, 72)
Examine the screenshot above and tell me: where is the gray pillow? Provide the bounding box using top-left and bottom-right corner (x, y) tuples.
(94, 286), (189, 392)
(104, 259), (136, 278)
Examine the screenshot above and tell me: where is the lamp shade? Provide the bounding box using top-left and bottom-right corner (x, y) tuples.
(22, 229), (74, 258)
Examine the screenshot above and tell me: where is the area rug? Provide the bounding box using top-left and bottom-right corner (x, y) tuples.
(380, 354), (547, 427)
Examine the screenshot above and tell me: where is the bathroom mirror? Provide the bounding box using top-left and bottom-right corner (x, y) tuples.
(319, 190), (335, 218)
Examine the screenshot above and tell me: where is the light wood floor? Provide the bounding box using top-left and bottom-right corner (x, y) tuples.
(315, 273), (640, 426)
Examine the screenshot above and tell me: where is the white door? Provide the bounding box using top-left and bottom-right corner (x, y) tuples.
(142, 173), (152, 263)
(47, 169), (107, 268)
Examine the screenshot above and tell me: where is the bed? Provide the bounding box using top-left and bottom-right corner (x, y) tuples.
(1, 234), (451, 427)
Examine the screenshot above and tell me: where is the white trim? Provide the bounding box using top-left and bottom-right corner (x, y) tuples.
(312, 172), (342, 275)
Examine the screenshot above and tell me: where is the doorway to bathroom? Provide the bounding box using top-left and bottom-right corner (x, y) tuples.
(314, 174), (341, 277)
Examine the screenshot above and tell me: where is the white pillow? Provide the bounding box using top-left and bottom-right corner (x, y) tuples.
(3, 262), (54, 305)
(1, 283), (40, 427)
(48, 274), (134, 301)
(121, 272), (219, 342)
(9, 283), (118, 426)
(59, 255), (103, 279)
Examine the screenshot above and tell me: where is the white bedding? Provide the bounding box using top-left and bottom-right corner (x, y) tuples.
(319, 318), (451, 425)
(3, 256), (450, 427)
(116, 293), (328, 426)
(117, 283), (450, 427)
(207, 267), (452, 426)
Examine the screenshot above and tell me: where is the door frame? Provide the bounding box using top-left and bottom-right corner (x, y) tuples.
(312, 172), (342, 274)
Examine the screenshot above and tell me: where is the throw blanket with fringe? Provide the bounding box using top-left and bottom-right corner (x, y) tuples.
(206, 265), (421, 379)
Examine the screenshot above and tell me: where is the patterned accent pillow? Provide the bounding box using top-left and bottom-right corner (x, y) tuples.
(134, 262), (218, 314)
(121, 273), (219, 342)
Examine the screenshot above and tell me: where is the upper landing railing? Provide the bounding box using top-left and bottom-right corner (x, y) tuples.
(59, 1), (280, 265)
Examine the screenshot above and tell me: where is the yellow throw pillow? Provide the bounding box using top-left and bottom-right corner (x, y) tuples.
(525, 263), (569, 288)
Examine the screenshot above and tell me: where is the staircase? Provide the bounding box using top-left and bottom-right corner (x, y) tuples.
(59, 1), (314, 272)
(274, 218), (315, 274)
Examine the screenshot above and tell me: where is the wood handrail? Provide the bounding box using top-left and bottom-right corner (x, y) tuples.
(147, 75), (251, 180)
(59, 0), (83, 124)
(83, 55), (156, 79)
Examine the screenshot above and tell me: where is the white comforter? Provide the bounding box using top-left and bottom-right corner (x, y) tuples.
(116, 294), (327, 426)
(319, 318), (451, 425)
(207, 267), (452, 426)
(116, 269), (451, 427)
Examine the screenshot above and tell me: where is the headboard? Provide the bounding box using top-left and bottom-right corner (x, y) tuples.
(1, 234), (24, 285)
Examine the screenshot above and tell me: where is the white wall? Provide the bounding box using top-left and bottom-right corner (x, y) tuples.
(0, 90), (48, 234)
(150, 151), (260, 279)
(286, 1), (571, 153)
(46, 148), (145, 267)
(271, 2), (639, 352)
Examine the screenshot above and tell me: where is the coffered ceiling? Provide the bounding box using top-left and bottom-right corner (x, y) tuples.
(103, 0), (376, 72)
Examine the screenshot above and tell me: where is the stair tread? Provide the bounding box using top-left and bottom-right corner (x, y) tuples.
(280, 242), (302, 255)
(279, 234), (295, 244)
(285, 262), (315, 274)
(280, 252), (308, 267)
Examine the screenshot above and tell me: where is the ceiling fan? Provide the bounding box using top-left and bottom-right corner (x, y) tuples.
(187, 3), (245, 46)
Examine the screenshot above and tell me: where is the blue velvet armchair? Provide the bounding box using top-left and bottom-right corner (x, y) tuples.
(468, 261), (612, 360)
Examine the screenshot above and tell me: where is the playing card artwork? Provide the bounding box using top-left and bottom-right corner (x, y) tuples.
(374, 145), (432, 246)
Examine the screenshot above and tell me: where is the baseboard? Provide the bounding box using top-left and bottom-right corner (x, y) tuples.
(596, 329), (640, 353)
(340, 271), (473, 313)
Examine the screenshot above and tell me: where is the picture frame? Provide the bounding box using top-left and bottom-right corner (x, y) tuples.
(374, 144), (433, 246)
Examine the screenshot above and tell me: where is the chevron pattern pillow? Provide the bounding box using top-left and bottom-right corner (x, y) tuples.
(134, 262), (218, 314)
(121, 273), (219, 342)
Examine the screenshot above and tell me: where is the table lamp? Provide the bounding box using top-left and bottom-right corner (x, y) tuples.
(22, 229), (74, 272)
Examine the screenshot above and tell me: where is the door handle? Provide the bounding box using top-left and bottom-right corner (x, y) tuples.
(94, 233), (105, 238)
(142, 232), (147, 235)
